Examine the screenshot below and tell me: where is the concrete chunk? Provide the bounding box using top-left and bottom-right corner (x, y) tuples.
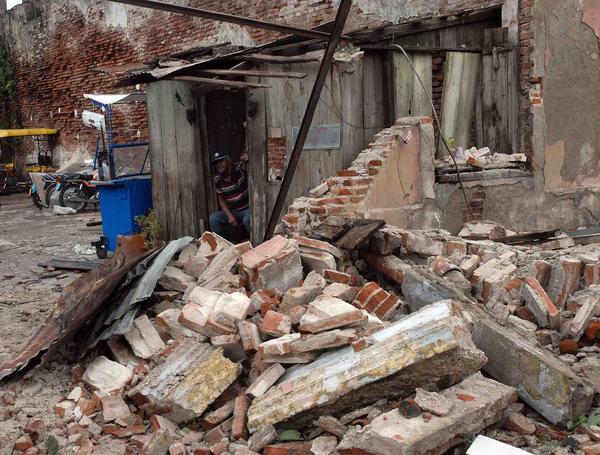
(547, 258), (583, 308)
(246, 363), (286, 398)
(155, 309), (198, 339)
(299, 297), (364, 333)
(563, 290), (599, 340)
(414, 388), (453, 417)
(248, 301), (487, 432)
(294, 236), (342, 259)
(471, 314), (594, 425)
(289, 329), (357, 352)
(128, 340), (240, 423)
(322, 283), (356, 302)
(523, 277), (560, 329)
(238, 321), (262, 353)
(124, 315), (166, 360)
(240, 236), (303, 293)
(159, 266), (195, 292)
(281, 286), (322, 313)
(338, 373), (515, 455)
(301, 251), (337, 274)
(101, 395), (131, 422)
(82, 356), (133, 393)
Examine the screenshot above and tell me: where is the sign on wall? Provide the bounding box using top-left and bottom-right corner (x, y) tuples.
(292, 123), (341, 150)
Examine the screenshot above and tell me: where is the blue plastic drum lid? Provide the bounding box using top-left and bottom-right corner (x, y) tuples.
(98, 175), (153, 252)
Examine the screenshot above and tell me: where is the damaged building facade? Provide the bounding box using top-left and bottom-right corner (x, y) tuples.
(1, 0), (600, 239)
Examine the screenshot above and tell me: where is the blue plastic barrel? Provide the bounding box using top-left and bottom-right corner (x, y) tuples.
(96, 175), (153, 252)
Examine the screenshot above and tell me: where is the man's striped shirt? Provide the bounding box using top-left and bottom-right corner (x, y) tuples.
(215, 162), (249, 211)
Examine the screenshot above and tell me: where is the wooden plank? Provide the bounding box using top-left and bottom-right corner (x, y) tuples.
(147, 82), (168, 239)
(247, 79), (269, 244)
(362, 53), (386, 144)
(197, 95), (216, 224)
(392, 51), (413, 119)
(333, 219), (386, 249)
(233, 53), (320, 64)
(411, 54), (433, 117)
(438, 52), (481, 156)
(162, 82), (182, 238)
(340, 56), (365, 168)
(196, 69), (307, 79)
(173, 76), (271, 89)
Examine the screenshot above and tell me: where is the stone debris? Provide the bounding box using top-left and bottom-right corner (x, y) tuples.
(337, 373), (516, 455)
(6, 219), (600, 455)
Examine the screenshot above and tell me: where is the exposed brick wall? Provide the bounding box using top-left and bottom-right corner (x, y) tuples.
(0, 0), (507, 165)
(518, 0), (536, 155)
(280, 117), (433, 236)
(267, 136), (286, 181)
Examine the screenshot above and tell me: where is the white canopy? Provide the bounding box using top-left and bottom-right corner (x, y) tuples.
(84, 93), (147, 106)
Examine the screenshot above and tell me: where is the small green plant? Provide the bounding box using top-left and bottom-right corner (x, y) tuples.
(567, 410), (600, 431)
(135, 209), (162, 249)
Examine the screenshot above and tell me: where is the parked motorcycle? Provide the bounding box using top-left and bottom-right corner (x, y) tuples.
(30, 173), (60, 209)
(58, 174), (99, 213)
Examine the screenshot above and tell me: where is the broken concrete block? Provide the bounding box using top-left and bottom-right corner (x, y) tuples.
(459, 255), (480, 279)
(401, 267), (464, 312)
(180, 289), (250, 337)
(352, 282), (401, 320)
(160, 266), (195, 292)
(246, 363), (286, 398)
(547, 258), (583, 309)
(124, 314), (166, 360)
(197, 241), (251, 290)
(263, 350), (319, 364)
(280, 286), (322, 313)
(459, 222), (506, 240)
(238, 321), (262, 353)
(563, 290), (599, 340)
(414, 388), (453, 417)
(313, 415), (347, 437)
(311, 435), (338, 455)
(299, 296), (364, 333)
(260, 333), (300, 356)
(294, 236), (342, 259)
(370, 226), (405, 255)
(470, 314), (594, 425)
(322, 283), (356, 302)
(337, 373), (515, 455)
(248, 425), (277, 452)
(101, 395), (131, 423)
(156, 309), (198, 339)
(128, 340), (241, 423)
(303, 271), (327, 289)
(523, 277), (560, 329)
(260, 311), (292, 337)
(301, 251), (337, 274)
(403, 231), (444, 257)
(82, 356), (133, 393)
(289, 329), (357, 352)
(240, 236), (303, 293)
(248, 301), (486, 431)
(505, 412), (536, 435)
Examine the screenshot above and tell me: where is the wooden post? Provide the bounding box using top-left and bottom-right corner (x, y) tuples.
(438, 52), (481, 157)
(263, 0), (352, 241)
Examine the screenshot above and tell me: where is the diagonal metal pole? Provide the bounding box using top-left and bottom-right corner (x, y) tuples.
(108, 0), (334, 41)
(264, 0), (352, 241)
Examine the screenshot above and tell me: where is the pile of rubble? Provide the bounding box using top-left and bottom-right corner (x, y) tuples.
(2, 219), (600, 455)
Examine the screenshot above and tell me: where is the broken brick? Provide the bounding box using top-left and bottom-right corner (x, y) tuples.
(261, 311), (292, 337)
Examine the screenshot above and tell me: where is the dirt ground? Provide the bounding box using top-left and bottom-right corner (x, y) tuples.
(0, 193), (103, 452)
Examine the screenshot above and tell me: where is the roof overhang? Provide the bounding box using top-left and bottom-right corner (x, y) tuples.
(84, 93), (147, 106)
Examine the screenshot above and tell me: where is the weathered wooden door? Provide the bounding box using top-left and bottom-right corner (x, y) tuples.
(480, 27), (519, 154)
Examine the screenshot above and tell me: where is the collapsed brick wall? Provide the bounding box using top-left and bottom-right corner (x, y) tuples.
(0, 0), (507, 166)
(518, 0), (536, 155)
(281, 117), (435, 236)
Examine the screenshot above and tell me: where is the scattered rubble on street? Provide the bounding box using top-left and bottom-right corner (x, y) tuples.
(1, 217), (600, 455)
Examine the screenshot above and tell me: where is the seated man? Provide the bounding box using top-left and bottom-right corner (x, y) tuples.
(209, 150), (250, 238)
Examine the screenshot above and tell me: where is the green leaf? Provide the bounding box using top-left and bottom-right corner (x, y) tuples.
(277, 429), (303, 442)
(46, 435), (59, 455)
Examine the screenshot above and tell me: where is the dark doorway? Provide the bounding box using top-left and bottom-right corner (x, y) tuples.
(206, 90), (247, 163)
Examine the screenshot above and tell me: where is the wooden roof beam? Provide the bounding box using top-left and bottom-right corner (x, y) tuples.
(196, 69), (307, 79)
(108, 0), (340, 41)
(173, 76), (272, 89)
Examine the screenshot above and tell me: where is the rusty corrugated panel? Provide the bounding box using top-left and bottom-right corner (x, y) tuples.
(0, 236), (154, 381)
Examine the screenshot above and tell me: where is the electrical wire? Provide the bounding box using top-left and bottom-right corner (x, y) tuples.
(391, 43), (474, 220)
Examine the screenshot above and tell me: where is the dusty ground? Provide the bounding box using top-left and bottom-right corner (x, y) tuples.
(0, 193), (103, 453)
